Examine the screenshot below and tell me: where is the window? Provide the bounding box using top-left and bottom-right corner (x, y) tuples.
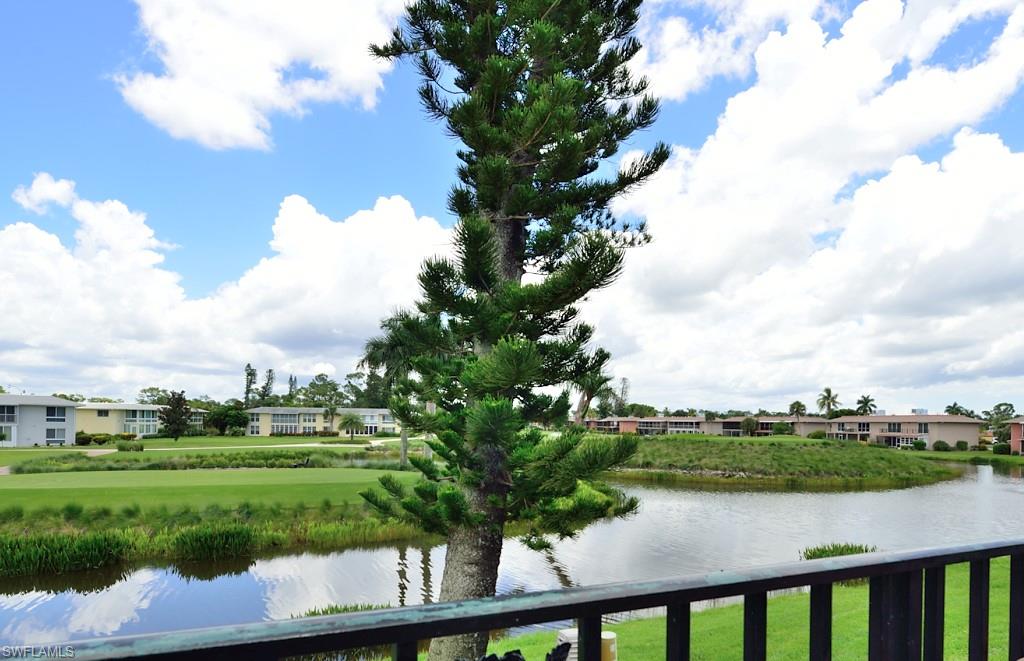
(302, 426), (315, 434)
(248, 414), (261, 435)
(837, 422), (848, 431)
(45, 428), (66, 443)
(0, 406), (15, 423)
(46, 406), (66, 422)
(301, 413), (316, 423)
(887, 422), (902, 433)
(918, 422), (929, 434)
(858, 422), (870, 432)
(97, 410), (109, 417)
(271, 413), (299, 435)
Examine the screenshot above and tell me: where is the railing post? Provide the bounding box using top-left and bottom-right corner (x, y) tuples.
(579, 615), (602, 661)
(809, 583), (832, 661)
(970, 559), (990, 661)
(744, 591), (767, 661)
(924, 566), (945, 661)
(392, 640), (417, 661)
(869, 571), (922, 661)
(1010, 554), (1024, 661)
(666, 601), (690, 661)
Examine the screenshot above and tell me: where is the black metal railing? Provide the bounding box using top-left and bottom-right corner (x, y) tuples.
(68, 538), (1024, 660)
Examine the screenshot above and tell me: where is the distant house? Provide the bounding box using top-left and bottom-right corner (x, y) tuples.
(1008, 417), (1024, 454)
(826, 414), (982, 449)
(244, 407), (398, 437)
(77, 403), (207, 438)
(584, 415), (826, 437)
(0, 395), (80, 447)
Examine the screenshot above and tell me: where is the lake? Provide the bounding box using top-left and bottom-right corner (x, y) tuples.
(3, 463), (1023, 644)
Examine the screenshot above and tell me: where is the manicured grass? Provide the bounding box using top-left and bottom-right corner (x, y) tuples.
(919, 450), (1023, 466)
(487, 559), (1012, 660)
(618, 436), (960, 489)
(0, 467), (417, 510)
(0, 448), (79, 467)
(137, 436), (348, 449)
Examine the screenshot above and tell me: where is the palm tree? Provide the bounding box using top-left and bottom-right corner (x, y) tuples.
(572, 362), (614, 426)
(816, 387), (840, 417)
(362, 312), (418, 466)
(339, 413), (364, 443)
(788, 400), (807, 430)
(945, 402), (966, 416)
(323, 403), (339, 433)
(855, 394), (877, 416)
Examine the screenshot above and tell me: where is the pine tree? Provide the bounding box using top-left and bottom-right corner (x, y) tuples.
(159, 391), (192, 442)
(362, 2), (667, 659)
(243, 364), (257, 406)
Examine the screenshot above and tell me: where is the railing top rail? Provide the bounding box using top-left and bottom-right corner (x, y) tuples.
(67, 538), (1024, 660)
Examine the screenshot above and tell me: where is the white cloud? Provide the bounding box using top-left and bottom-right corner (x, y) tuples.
(117, 0), (406, 150)
(0, 175), (449, 400)
(583, 0), (1024, 412)
(11, 173), (76, 214)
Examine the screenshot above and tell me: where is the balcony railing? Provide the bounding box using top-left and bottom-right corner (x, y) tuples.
(68, 538), (1024, 661)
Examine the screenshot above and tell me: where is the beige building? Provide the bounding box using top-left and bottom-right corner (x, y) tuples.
(826, 414), (982, 449)
(245, 407), (398, 437)
(77, 403), (206, 437)
(585, 415), (827, 437)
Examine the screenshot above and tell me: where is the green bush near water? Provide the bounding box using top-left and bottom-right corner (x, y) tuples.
(807, 430), (826, 439)
(0, 530), (136, 576)
(994, 443), (1011, 455)
(933, 440), (952, 452)
(173, 523), (256, 560)
(618, 436), (960, 489)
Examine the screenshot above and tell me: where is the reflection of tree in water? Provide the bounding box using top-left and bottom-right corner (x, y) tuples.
(420, 546), (434, 604)
(542, 549), (576, 589)
(396, 546), (409, 607)
(0, 564), (134, 595)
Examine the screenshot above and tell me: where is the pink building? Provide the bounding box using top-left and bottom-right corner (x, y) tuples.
(1009, 417), (1024, 454)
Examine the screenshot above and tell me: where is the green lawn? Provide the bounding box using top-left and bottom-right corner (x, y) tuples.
(0, 467), (417, 510)
(919, 450), (1023, 466)
(488, 559), (1011, 660)
(137, 436), (348, 449)
(618, 436), (959, 489)
(0, 448), (79, 467)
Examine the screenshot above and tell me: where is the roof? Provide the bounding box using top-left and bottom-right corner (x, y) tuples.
(1007, 417), (1024, 424)
(718, 416), (827, 423)
(829, 414), (982, 424)
(77, 403), (207, 413)
(246, 407), (390, 415)
(590, 416), (705, 423)
(0, 395), (82, 407)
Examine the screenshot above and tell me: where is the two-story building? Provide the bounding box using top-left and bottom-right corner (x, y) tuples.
(76, 403), (207, 437)
(244, 407), (398, 437)
(1008, 417), (1024, 454)
(584, 416), (707, 435)
(0, 395), (80, 446)
(584, 415), (827, 437)
(826, 414), (982, 449)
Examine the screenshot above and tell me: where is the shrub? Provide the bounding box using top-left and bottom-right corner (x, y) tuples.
(912, 440), (926, 451)
(771, 422), (794, 435)
(116, 441), (144, 452)
(955, 441), (969, 451)
(204, 427), (223, 436)
(932, 440), (951, 452)
(316, 430), (340, 437)
(62, 503), (84, 521)
(225, 426), (246, 437)
(173, 524), (256, 560)
(801, 542), (877, 560)
(91, 433), (114, 445)
(993, 443), (1011, 455)
(116, 433), (136, 441)
(74, 433), (92, 446)
(372, 430), (400, 438)
(807, 430), (826, 439)
(0, 530), (135, 577)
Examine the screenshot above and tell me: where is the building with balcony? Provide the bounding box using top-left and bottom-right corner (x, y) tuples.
(0, 394), (80, 446)
(76, 403), (207, 437)
(584, 415), (826, 437)
(826, 414), (982, 449)
(715, 416), (827, 437)
(244, 407), (398, 437)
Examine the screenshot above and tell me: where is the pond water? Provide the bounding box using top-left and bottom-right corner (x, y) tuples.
(3, 464), (1024, 644)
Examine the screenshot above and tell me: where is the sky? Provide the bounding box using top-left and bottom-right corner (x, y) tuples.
(1, 0), (1023, 414)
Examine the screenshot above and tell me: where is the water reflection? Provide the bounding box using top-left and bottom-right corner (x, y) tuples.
(5, 464), (1024, 644)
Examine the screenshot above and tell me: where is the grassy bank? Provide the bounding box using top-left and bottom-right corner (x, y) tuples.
(0, 499), (426, 577)
(617, 436), (960, 490)
(919, 450), (1024, 468)
(10, 448), (405, 474)
(0, 467), (417, 510)
(486, 559), (1011, 660)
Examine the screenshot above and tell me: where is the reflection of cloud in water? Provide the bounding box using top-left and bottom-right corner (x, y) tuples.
(0, 569), (163, 644)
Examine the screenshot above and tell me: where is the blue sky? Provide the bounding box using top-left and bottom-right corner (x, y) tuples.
(2, 0), (1024, 411)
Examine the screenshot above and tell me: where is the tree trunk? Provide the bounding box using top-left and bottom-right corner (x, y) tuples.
(573, 392), (591, 426)
(427, 491), (506, 661)
(400, 428), (409, 468)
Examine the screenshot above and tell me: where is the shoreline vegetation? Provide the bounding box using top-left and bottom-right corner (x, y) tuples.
(615, 434), (962, 490)
(0, 434), (967, 577)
